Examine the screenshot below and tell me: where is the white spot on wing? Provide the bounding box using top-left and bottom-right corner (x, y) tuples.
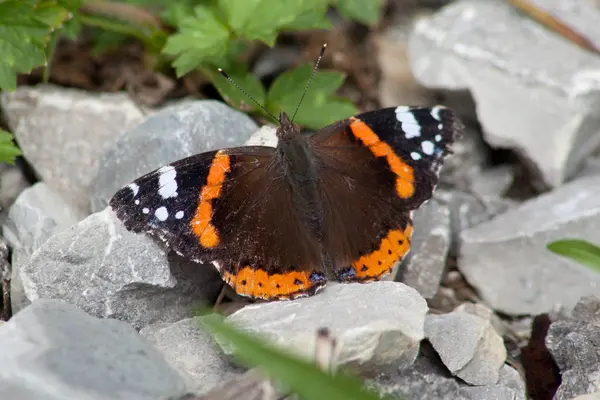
(175, 211), (184, 219)
(431, 106), (444, 121)
(411, 152), (422, 160)
(435, 134), (442, 142)
(155, 206), (168, 221)
(438, 123), (443, 130)
(395, 107), (421, 138)
(134, 199), (140, 205)
(158, 165), (178, 199)
(142, 207), (149, 214)
(128, 183), (139, 197)
(422, 140), (435, 155)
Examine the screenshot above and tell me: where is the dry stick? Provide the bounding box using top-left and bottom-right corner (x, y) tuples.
(507, 0), (600, 56)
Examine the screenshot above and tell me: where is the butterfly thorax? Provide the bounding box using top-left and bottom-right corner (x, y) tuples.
(276, 113), (325, 241)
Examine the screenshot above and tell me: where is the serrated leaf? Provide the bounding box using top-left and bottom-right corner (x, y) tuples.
(162, 4), (230, 77)
(282, 0), (332, 30)
(200, 313), (387, 400)
(266, 64), (357, 129)
(547, 239), (600, 273)
(333, 0), (383, 26)
(0, 0), (73, 91)
(221, 0), (331, 46)
(205, 67), (266, 113)
(0, 130), (22, 165)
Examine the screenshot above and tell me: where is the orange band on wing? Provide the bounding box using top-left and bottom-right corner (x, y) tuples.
(222, 266), (325, 300)
(349, 118), (415, 199)
(190, 151), (231, 248)
(349, 224), (413, 281)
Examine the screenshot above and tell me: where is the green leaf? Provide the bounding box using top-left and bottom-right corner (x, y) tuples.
(205, 67), (266, 113)
(220, 0), (331, 46)
(547, 239), (600, 273)
(0, 130), (22, 165)
(332, 0), (384, 26)
(162, 4), (230, 77)
(267, 63), (358, 129)
(200, 313), (386, 400)
(0, 0), (73, 91)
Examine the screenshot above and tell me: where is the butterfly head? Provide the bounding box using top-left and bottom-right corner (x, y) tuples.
(276, 111), (301, 142)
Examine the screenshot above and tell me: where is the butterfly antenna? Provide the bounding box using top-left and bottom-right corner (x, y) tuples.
(217, 68), (279, 124)
(291, 43), (327, 123)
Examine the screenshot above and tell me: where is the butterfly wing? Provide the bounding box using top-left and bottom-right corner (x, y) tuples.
(309, 106), (462, 282)
(110, 147), (327, 301)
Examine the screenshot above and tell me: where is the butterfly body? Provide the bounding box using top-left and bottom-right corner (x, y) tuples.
(110, 105), (462, 301)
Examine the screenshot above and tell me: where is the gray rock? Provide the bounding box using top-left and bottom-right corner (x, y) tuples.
(220, 281), (427, 374)
(576, 156), (600, 180)
(1, 84), (147, 215)
(3, 183), (83, 312)
(21, 207), (222, 329)
(90, 100), (258, 213)
(408, 0), (600, 187)
(375, 9), (439, 108)
(434, 189), (517, 256)
(469, 165), (514, 199)
(425, 303), (506, 385)
(141, 317), (241, 395)
(0, 163), (30, 223)
(438, 127), (488, 191)
(0, 237), (8, 319)
(546, 295), (600, 400)
(459, 175), (600, 315)
(399, 198), (451, 298)
(368, 344), (525, 400)
(244, 125), (278, 147)
(197, 369), (282, 400)
(0, 299), (189, 400)
(573, 394), (600, 400)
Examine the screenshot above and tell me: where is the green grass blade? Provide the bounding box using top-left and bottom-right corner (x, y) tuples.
(547, 239), (600, 273)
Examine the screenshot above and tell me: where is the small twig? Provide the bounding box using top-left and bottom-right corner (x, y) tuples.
(508, 0), (600, 56)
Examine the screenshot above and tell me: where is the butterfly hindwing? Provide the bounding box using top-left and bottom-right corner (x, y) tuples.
(309, 105), (461, 281)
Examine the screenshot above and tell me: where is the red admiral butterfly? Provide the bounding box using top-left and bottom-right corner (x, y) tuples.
(110, 45), (462, 301)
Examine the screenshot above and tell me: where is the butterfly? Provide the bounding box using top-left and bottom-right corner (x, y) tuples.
(109, 46), (462, 301)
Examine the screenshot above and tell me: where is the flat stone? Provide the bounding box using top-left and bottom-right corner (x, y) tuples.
(408, 0), (600, 187)
(3, 183), (83, 312)
(546, 295), (600, 400)
(398, 198), (451, 298)
(367, 343), (525, 400)
(221, 281), (428, 374)
(459, 175), (600, 315)
(21, 207), (222, 329)
(1, 84), (147, 215)
(90, 100), (258, 213)
(0, 299), (189, 400)
(141, 317), (241, 395)
(425, 303), (506, 385)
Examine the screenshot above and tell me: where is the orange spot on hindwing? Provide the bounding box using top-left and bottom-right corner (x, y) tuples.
(221, 266), (327, 300)
(349, 118), (415, 199)
(341, 224), (413, 282)
(190, 151), (231, 248)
